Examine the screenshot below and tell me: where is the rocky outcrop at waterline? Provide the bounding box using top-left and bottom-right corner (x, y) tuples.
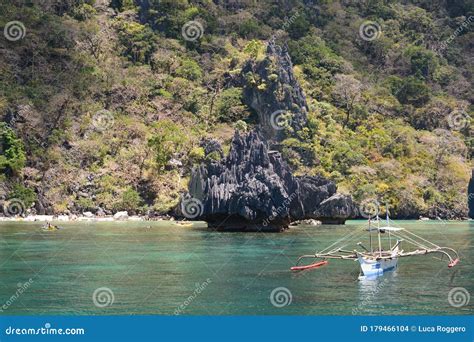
(181, 131), (355, 231)
(177, 40), (357, 231)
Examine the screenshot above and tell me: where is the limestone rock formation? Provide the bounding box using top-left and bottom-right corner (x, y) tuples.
(199, 138), (224, 159)
(240, 40), (308, 141)
(180, 40), (357, 231)
(185, 131), (355, 231)
(312, 193), (357, 224)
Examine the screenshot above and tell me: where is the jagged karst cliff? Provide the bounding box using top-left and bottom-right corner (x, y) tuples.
(240, 41), (308, 141)
(181, 41), (357, 231)
(185, 131), (355, 231)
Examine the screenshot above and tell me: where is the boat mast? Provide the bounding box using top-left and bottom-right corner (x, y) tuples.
(369, 217), (373, 252)
(377, 213), (382, 257)
(386, 203), (391, 249)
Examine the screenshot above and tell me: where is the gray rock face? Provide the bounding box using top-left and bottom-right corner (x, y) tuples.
(199, 138), (224, 159)
(180, 40), (356, 231)
(241, 40), (308, 141)
(185, 131), (355, 231)
(312, 193), (357, 224)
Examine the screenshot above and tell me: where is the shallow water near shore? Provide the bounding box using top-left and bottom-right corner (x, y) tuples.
(0, 220), (472, 315)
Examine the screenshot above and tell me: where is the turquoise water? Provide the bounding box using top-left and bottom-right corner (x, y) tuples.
(0, 220), (472, 315)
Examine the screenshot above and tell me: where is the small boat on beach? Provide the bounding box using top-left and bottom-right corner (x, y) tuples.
(292, 210), (460, 278)
(175, 221), (193, 228)
(41, 222), (60, 232)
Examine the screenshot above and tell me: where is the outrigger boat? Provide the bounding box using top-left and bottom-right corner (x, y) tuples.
(292, 211), (460, 278)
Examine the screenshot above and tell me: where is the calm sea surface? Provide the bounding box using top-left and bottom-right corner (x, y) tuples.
(0, 220), (472, 315)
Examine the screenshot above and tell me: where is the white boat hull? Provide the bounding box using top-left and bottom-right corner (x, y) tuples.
(358, 254), (398, 276)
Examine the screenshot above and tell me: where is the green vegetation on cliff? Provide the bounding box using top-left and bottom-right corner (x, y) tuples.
(0, 0), (472, 218)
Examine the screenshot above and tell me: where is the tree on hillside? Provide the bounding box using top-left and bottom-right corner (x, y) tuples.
(332, 74), (364, 129)
(0, 123), (26, 176)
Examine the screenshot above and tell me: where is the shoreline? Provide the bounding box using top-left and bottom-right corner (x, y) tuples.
(0, 213), (174, 223)
(0, 215), (471, 223)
